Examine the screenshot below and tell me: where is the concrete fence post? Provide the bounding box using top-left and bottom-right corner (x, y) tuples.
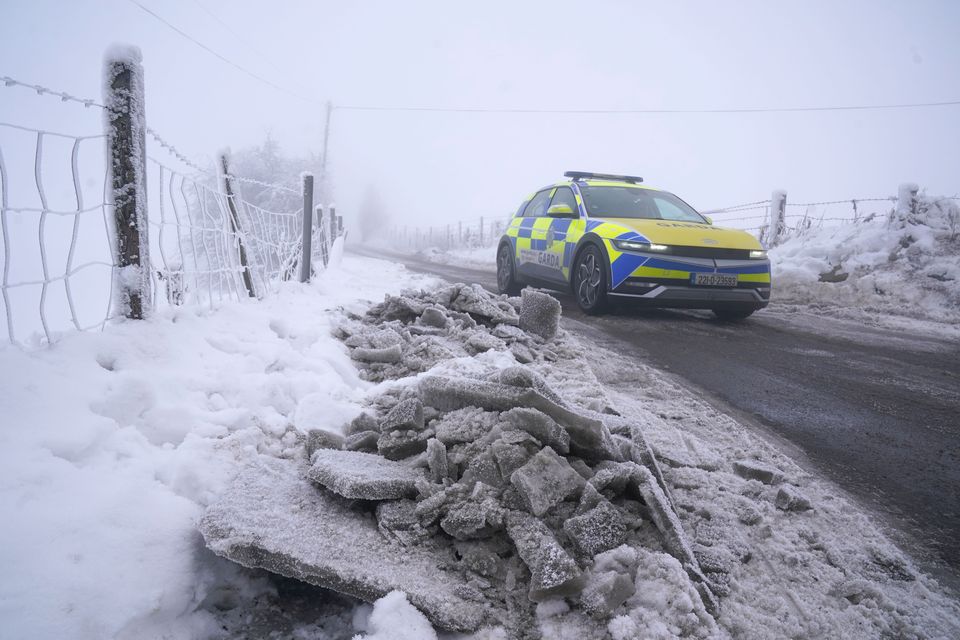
(105, 46), (150, 319)
(769, 190), (787, 246)
(300, 173), (314, 283)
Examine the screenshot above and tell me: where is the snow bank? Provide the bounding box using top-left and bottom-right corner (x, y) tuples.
(0, 255), (435, 639)
(771, 192), (959, 326)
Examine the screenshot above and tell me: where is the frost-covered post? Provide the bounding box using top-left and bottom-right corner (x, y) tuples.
(897, 182), (919, 224)
(300, 173), (314, 283)
(769, 190), (787, 246)
(329, 205), (337, 239)
(220, 153), (256, 298)
(480, 216), (485, 245)
(105, 46), (150, 319)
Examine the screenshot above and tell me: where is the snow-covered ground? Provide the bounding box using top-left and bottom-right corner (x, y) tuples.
(2, 252), (958, 639)
(0, 255), (441, 639)
(771, 193), (959, 330)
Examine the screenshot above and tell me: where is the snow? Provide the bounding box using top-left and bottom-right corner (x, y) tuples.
(0, 254), (434, 639)
(3, 250), (960, 639)
(771, 191), (960, 328)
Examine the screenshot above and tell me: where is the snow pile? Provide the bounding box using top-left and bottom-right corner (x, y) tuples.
(0, 256), (436, 639)
(201, 284), (722, 639)
(772, 192), (960, 325)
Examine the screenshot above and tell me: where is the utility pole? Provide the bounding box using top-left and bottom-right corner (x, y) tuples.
(319, 100), (333, 204)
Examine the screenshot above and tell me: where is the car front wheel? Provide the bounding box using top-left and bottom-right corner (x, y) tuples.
(573, 245), (609, 314)
(497, 243), (521, 296)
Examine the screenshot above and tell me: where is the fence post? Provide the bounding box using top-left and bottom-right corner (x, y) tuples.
(105, 46), (150, 319)
(769, 190), (787, 245)
(300, 173), (314, 282)
(220, 153), (257, 298)
(897, 182), (919, 223)
(480, 217), (485, 245)
(329, 205), (337, 240)
(317, 205), (329, 268)
(458, 221), (462, 244)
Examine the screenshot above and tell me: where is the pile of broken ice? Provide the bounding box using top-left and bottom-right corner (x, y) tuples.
(199, 284), (718, 637)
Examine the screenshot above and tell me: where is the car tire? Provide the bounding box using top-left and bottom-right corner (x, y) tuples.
(712, 305), (756, 321)
(497, 243), (522, 296)
(572, 244), (609, 315)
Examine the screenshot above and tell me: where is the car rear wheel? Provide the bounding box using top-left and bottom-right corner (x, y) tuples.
(497, 243), (521, 296)
(573, 245), (609, 315)
(712, 305), (756, 321)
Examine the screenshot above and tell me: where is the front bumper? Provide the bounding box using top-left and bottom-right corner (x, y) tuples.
(610, 278), (770, 309)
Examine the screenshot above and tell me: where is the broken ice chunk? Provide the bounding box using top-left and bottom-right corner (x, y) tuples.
(304, 429), (345, 458)
(519, 288), (561, 340)
(733, 460), (784, 485)
(506, 511), (584, 602)
(420, 306), (448, 328)
(775, 485), (812, 512)
(500, 407), (570, 455)
(378, 428), (434, 461)
(352, 344), (403, 363)
(380, 398), (425, 432)
(347, 412), (379, 436)
(562, 499), (627, 557)
(345, 430), (380, 452)
(426, 438), (449, 483)
(510, 446), (585, 516)
(307, 449), (425, 500)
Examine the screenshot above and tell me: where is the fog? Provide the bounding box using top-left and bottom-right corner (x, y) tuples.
(2, 0), (959, 232)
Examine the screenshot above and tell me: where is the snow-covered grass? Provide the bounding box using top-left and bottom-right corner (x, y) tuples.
(0, 255), (439, 639)
(771, 193), (959, 328)
(414, 245), (497, 269)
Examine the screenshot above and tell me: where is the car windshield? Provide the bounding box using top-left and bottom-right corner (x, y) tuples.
(579, 185), (706, 223)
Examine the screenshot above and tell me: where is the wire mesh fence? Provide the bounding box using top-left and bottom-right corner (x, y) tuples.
(0, 61), (340, 346)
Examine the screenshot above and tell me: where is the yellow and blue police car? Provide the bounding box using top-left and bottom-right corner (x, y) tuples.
(497, 172), (771, 319)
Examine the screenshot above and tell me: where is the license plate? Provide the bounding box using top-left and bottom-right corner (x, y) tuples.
(692, 273), (738, 287)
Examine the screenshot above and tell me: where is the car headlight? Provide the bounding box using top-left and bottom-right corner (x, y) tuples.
(613, 239), (669, 253)
(749, 249), (768, 259)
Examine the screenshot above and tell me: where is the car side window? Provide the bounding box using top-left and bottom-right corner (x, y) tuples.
(522, 190), (553, 217)
(549, 187), (578, 216)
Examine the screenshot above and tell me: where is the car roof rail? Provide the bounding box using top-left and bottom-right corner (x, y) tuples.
(564, 171), (643, 184)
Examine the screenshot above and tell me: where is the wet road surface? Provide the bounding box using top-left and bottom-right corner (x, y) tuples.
(352, 246), (960, 589)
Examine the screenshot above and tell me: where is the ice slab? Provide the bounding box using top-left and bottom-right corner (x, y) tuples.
(199, 457), (491, 632)
(307, 449), (426, 500)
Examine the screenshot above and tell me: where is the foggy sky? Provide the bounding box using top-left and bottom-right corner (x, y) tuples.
(2, 0), (959, 230)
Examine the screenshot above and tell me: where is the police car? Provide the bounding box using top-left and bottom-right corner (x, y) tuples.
(496, 172), (771, 319)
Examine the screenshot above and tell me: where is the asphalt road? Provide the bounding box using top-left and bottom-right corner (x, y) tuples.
(353, 246), (960, 589)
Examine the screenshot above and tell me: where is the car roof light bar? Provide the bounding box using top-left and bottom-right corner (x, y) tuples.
(564, 171), (643, 184)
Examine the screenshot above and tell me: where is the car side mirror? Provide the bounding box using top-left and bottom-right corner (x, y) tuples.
(703, 215), (713, 225)
(547, 203), (576, 218)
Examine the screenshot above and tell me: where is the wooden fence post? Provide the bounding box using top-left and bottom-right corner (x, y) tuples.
(329, 205), (337, 240)
(105, 46), (150, 319)
(769, 190), (787, 245)
(480, 217), (485, 245)
(317, 205), (329, 267)
(300, 173), (314, 282)
(220, 153), (256, 298)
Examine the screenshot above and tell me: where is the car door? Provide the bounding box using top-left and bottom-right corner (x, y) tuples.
(544, 186), (580, 284)
(514, 188), (554, 280)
